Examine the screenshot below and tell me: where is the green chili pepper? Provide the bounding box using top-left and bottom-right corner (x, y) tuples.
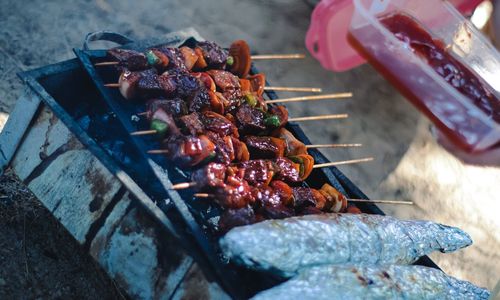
(150, 119), (169, 138)
(264, 115), (281, 127)
(145, 50), (159, 66)
(226, 55), (234, 66)
(245, 94), (257, 107)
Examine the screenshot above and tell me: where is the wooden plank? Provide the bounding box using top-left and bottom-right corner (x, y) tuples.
(171, 263), (230, 300)
(0, 88), (41, 175)
(8, 105), (213, 299)
(90, 193), (194, 300)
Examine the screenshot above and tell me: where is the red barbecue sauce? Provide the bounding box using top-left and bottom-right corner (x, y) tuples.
(348, 13), (500, 152)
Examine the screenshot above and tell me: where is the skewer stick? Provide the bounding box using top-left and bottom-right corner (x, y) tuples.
(193, 193), (412, 205)
(251, 54), (305, 59)
(288, 114), (348, 122)
(264, 87), (322, 93)
(306, 143), (362, 149)
(346, 199), (413, 205)
(312, 157), (374, 168)
(132, 113), (349, 136)
(173, 158), (374, 191)
(96, 53), (305, 66)
(131, 130), (157, 136)
(105, 83), (323, 94)
(105, 83), (120, 88)
(95, 61), (119, 66)
(147, 149), (168, 154)
(171, 182), (197, 189)
(265, 93), (352, 104)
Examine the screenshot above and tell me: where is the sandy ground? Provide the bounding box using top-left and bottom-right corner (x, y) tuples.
(0, 0), (498, 297)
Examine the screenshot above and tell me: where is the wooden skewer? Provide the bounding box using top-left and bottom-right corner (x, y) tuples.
(131, 129), (157, 136)
(171, 182), (197, 189)
(306, 143), (362, 149)
(97, 53), (305, 67)
(288, 114), (348, 122)
(251, 54), (305, 60)
(346, 199), (413, 205)
(105, 83), (120, 88)
(106, 83), (323, 94)
(193, 193), (413, 205)
(95, 61), (119, 66)
(172, 158), (374, 191)
(265, 93), (352, 104)
(263, 86), (322, 93)
(132, 113), (348, 136)
(154, 144), (361, 157)
(148, 149), (168, 154)
(312, 157), (374, 168)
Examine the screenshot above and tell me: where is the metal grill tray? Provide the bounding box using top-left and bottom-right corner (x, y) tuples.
(17, 28), (438, 299)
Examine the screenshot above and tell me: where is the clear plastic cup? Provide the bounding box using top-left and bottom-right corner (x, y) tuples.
(348, 0), (500, 152)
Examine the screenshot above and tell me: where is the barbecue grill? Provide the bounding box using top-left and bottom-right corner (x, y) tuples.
(0, 28), (438, 299)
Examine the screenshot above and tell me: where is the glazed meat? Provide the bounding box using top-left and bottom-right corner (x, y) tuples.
(158, 46), (188, 71)
(205, 131), (235, 164)
(146, 98), (187, 118)
(107, 49), (148, 71)
(218, 206), (257, 233)
(239, 160), (275, 186)
(180, 113), (205, 136)
(191, 162), (227, 188)
(236, 104), (266, 134)
(273, 157), (301, 183)
(196, 41), (228, 69)
(201, 111), (239, 137)
(245, 136), (286, 159)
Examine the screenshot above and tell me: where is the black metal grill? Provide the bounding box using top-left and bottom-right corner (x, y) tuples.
(16, 31), (439, 299)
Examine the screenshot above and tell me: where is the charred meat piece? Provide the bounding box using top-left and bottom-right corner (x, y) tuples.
(118, 69), (158, 100)
(179, 113), (205, 136)
(135, 72), (177, 99)
(205, 131), (235, 165)
(107, 49), (149, 71)
(273, 157), (301, 183)
(146, 98), (187, 118)
(201, 111), (239, 137)
(196, 41), (229, 69)
(259, 204), (295, 220)
(207, 70), (242, 111)
(172, 72), (200, 98)
(245, 136), (286, 159)
(236, 104), (266, 134)
(269, 180), (293, 207)
(218, 206), (257, 233)
(158, 46), (188, 71)
(191, 162), (227, 188)
(187, 88), (212, 113)
(213, 175), (254, 208)
(252, 185), (283, 208)
(239, 160), (275, 186)
(291, 187), (327, 210)
(162, 134), (215, 167)
(291, 187), (317, 209)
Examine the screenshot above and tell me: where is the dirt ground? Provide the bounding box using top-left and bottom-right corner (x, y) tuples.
(0, 169), (122, 299)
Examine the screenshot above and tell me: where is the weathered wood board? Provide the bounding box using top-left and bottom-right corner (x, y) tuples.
(5, 103), (229, 299)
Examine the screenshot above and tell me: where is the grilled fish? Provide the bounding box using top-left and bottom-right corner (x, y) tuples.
(251, 264), (490, 300)
(220, 214), (472, 276)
